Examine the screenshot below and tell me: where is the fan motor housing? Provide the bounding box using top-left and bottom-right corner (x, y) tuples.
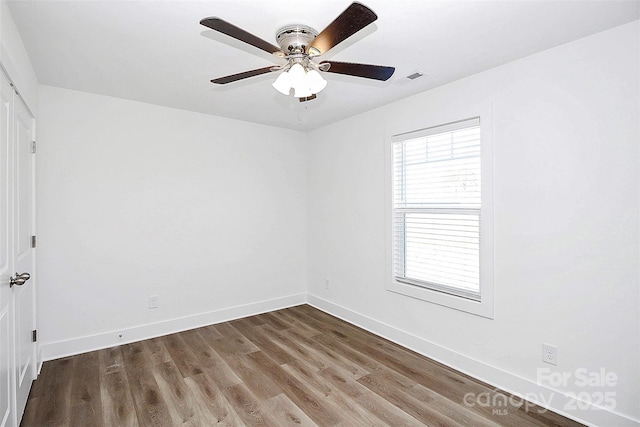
(275, 25), (318, 54)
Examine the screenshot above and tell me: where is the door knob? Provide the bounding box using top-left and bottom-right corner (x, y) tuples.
(9, 272), (30, 288)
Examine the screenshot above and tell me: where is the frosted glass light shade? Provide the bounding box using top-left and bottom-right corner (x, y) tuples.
(306, 70), (327, 94)
(272, 72), (292, 95)
(288, 63), (306, 87)
(294, 86), (313, 98)
(272, 63), (328, 98)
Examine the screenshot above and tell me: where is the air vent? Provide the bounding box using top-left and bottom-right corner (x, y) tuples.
(406, 72), (424, 80)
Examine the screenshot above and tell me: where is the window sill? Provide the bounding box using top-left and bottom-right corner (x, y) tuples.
(386, 279), (494, 319)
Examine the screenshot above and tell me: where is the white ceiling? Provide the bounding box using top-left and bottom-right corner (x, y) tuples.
(7, 0), (640, 131)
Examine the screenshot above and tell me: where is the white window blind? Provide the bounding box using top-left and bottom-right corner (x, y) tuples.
(392, 118), (481, 301)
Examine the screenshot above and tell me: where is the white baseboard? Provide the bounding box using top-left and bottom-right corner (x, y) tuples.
(40, 293), (307, 361)
(307, 294), (639, 427)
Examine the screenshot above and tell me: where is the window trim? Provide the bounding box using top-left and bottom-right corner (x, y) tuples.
(385, 108), (494, 319)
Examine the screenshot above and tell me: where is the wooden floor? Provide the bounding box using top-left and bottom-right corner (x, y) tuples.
(21, 305), (583, 426)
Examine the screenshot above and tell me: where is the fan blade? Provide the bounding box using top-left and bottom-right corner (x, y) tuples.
(306, 2), (377, 56)
(200, 17), (282, 54)
(211, 67), (275, 84)
(320, 61), (395, 81)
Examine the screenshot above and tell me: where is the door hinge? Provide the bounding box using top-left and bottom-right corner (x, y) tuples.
(31, 235), (36, 248)
(32, 330), (37, 342)
(31, 140), (36, 154)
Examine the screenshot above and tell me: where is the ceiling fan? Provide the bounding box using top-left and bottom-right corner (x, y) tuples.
(200, 2), (395, 102)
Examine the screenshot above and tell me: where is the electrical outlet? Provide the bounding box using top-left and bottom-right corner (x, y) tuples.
(324, 279), (330, 290)
(149, 295), (159, 309)
(542, 343), (558, 365)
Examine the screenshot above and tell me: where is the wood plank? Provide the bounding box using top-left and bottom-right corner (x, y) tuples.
(360, 365), (501, 426)
(220, 382), (276, 426)
(310, 331), (498, 426)
(195, 323), (224, 341)
(184, 373), (246, 426)
(270, 309), (323, 338)
(161, 333), (207, 378)
(69, 351), (104, 427)
(212, 322), (261, 355)
(243, 312), (268, 326)
(151, 359), (220, 426)
(308, 311), (546, 427)
(283, 328), (370, 379)
(216, 352), (282, 400)
(180, 329), (225, 370)
(231, 317), (297, 365)
(98, 345), (125, 376)
(143, 337), (171, 366)
(22, 305), (585, 427)
(283, 358), (416, 427)
(121, 342), (173, 426)
(18, 396), (41, 427)
(262, 393), (317, 426)
(190, 329), (244, 389)
(247, 350), (344, 426)
(21, 356), (75, 426)
(258, 324), (330, 371)
(26, 357), (56, 399)
(100, 370), (138, 427)
(256, 311), (291, 331)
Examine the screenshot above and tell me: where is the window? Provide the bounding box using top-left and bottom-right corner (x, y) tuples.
(387, 116), (493, 318)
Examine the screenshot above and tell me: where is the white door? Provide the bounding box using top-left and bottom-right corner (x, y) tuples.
(13, 91), (36, 421)
(0, 69), (36, 427)
(0, 69), (16, 427)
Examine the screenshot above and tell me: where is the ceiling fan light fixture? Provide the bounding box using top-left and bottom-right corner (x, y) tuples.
(288, 63), (306, 86)
(294, 85), (313, 98)
(272, 62), (327, 98)
(306, 69), (327, 93)
(272, 71), (292, 95)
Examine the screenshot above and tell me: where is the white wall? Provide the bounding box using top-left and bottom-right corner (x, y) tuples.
(306, 21), (639, 427)
(29, 15), (640, 427)
(37, 86), (308, 357)
(0, 0), (38, 113)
